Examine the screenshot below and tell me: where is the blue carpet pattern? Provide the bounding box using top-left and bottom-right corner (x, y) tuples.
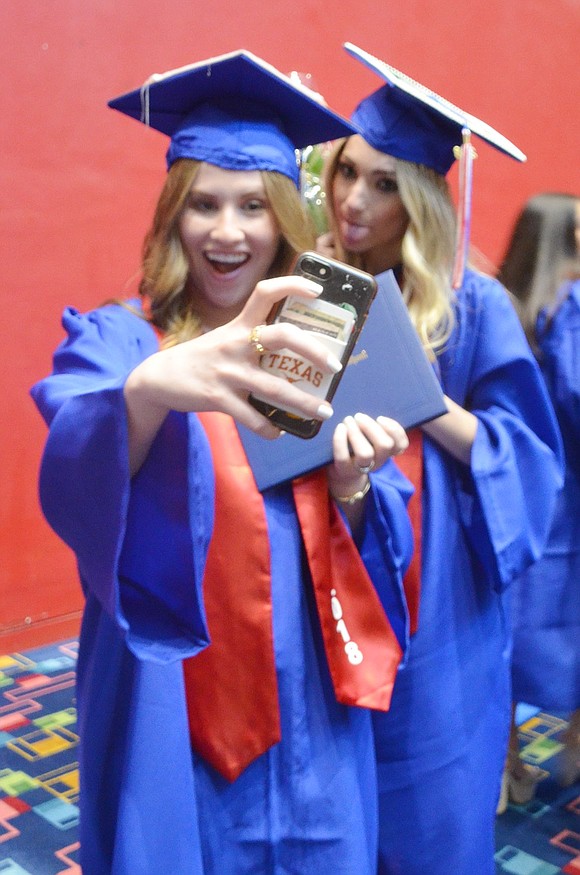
(0, 640), (578, 874)
(495, 708), (580, 874)
(0, 641), (79, 875)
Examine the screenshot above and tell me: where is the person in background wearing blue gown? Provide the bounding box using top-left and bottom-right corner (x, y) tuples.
(30, 51), (416, 875)
(318, 43), (564, 875)
(497, 192), (580, 807)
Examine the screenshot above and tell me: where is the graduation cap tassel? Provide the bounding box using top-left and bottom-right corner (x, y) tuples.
(140, 81), (153, 126)
(451, 128), (476, 290)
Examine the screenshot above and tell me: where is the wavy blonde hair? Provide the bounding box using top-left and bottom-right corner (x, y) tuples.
(324, 138), (457, 356)
(139, 159), (315, 346)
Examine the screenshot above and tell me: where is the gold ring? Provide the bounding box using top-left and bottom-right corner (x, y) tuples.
(249, 325), (267, 356)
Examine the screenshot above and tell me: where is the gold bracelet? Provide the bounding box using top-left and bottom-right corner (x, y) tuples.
(333, 478), (371, 505)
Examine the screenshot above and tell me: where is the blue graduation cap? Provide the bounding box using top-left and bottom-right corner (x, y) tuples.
(344, 42), (526, 175)
(108, 49), (357, 186)
(343, 43), (526, 288)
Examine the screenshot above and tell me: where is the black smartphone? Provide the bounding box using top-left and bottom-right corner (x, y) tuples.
(249, 251), (378, 439)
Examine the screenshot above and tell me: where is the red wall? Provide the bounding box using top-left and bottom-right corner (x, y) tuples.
(1, 0), (579, 651)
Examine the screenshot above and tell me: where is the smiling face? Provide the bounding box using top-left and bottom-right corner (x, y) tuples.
(331, 135), (409, 275)
(178, 163), (281, 329)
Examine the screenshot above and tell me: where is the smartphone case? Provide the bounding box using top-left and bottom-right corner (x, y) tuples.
(250, 253), (376, 437)
(238, 269), (447, 491)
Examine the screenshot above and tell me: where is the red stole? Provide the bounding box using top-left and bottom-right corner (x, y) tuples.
(396, 428), (423, 634)
(183, 411), (404, 781)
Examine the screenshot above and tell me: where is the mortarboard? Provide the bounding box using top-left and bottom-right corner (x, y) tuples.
(343, 42), (526, 287)
(108, 49), (357, 186)
(344, 42), (526, 175)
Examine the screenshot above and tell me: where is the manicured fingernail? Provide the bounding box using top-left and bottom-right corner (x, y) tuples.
(327, 354), (343, 373)
(304, 280), (324, 295)
(317, 403), (334, 420)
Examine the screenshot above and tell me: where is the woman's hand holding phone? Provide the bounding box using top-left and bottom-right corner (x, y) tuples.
(124, 275), (344, 473)
(249, 252), (378, 438)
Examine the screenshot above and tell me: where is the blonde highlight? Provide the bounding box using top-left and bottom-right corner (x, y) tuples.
(324, 139), (457, 357)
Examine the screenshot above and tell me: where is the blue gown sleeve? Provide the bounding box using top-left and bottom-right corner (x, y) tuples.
(30, 303), (212, 663)
(442, 274), (564, 590)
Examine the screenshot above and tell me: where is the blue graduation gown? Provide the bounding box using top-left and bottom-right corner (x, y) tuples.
(372, 271), (564, 875)
(31, 301), (413, 875)
(511, 279), (580, 711)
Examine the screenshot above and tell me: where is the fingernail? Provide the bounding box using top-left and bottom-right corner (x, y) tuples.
(304, 280), (324, 295)
(327, 354), (343, 373)
(317, 403), (334, 420)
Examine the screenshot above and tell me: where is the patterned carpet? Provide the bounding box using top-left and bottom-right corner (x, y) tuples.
(495, 706), (580, 874)
(0, 639), (579, 874)
(0, 641), (79, 874)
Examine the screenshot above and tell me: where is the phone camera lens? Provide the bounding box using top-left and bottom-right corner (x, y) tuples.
(299, 257), (330, 280)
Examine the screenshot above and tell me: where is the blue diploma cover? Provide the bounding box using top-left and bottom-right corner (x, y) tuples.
(238, 270), (446, 490)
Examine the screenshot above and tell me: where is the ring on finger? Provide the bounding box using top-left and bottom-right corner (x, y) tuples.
(249, 325), (267, 356)
(357, 460), (375, 474)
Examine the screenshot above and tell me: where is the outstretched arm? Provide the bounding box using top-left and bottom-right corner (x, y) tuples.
(124, 276), (345, 474)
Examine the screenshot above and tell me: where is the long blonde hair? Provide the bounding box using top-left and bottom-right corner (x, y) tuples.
(324, 139), (457, 356)
(139, 159), (315, 345)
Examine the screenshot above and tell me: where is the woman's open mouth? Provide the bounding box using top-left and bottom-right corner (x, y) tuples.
(204, 252), (249, 274)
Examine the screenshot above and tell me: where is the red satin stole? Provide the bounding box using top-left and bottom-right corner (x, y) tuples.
(183, 411), (404, 781)
(395, 428), (423, 634)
